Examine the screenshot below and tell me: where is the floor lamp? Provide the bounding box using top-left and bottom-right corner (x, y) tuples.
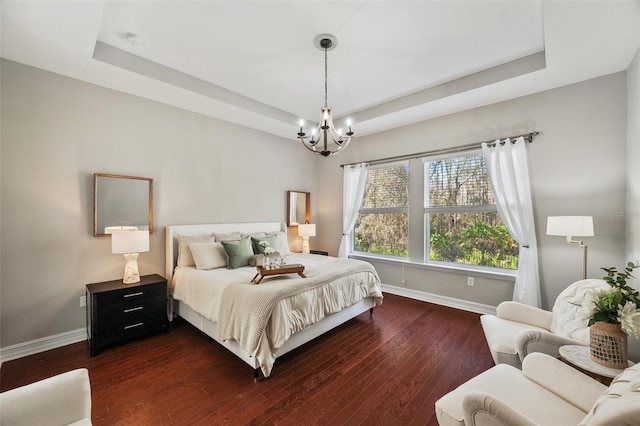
(546, 216), (594, 279)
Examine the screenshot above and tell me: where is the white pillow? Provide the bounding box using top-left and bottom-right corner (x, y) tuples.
(189, 241), (227, 270)
(275, 231), (291, 256)
(213, 231), (241, 242)
(177, 234), (214, 267)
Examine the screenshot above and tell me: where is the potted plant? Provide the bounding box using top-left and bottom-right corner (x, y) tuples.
(580, 261), (640, 368)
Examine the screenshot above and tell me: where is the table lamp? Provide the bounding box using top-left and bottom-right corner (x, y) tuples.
(546, 216), (594, 279)
(298, 224), (316, 254)
(111, 230), (149, 284)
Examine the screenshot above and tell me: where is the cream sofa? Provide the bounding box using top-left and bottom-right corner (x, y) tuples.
(480, 279), (609, 368)
(0, 368), (92, 425)
(435, 352), (640, 426)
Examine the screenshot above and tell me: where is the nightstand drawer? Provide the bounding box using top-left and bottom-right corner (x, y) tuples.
(96, 293), (166, 317)
(95, 317), (167, 348)
(95, 282), (165, 305)
(86, 274), (168, 356)
(94, 299), (166, 335)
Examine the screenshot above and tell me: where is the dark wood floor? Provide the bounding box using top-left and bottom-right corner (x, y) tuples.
(1, 294), (494, 425)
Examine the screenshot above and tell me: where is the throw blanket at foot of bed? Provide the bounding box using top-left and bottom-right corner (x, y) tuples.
(218, 258), (382, 377)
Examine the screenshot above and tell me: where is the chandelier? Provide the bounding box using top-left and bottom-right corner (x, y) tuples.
(297, 34), (354, 157)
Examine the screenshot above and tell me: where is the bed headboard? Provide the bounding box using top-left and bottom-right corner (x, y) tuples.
(165, 222), (286, 285)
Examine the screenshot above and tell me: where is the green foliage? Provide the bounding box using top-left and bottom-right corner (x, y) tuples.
(354, 156), (519, 270)
(429, 219), (519, 270)
(584, 262), (640, 327)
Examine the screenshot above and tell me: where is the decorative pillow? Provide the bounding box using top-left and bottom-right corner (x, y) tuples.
(214, 231), (241, 242)
(248, 252), (281, 267)
(177, 233), (215, 267)
(242, 232), (266, 239)
(275, 231), (291, 256)
(189, 241), (227, 270)
(251, 234), (278, 255)
(221, 236), (253, 269)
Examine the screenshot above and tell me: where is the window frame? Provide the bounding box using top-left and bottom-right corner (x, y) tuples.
(350, 150), (517, 275)
(351, 161), (410, 259)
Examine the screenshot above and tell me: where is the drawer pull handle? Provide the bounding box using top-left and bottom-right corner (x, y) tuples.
(124, 322), (144, 330)
(124, 306), (144, 313)
(124, 292), (144, 298)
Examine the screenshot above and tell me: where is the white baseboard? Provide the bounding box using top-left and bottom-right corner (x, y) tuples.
(381, 284), (497, 316)
(0, 328), (87, 367)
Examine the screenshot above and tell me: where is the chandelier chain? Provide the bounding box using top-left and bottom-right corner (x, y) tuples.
(324, 47), (328, 108)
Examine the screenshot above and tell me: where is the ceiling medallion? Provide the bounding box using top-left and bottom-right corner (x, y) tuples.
(297, 34), (353, 157)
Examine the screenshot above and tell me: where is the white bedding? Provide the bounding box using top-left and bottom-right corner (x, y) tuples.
(171, 253), (382, 376)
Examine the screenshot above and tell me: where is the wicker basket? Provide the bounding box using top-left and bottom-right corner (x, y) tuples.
(590, 322), (628, 369)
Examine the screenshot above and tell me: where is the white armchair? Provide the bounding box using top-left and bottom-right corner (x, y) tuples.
(0, 368), (92, 425)
(435, 352), (640, 426)
(480, 279), (608, 368)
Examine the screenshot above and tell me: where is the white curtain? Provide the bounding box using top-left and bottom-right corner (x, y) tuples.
(339, 163), (369, 258)
(482, 137), (541, 307)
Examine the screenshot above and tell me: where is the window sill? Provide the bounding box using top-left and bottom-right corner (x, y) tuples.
(349, 253), (516, 282)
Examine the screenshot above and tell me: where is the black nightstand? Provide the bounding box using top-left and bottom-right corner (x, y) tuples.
(309, 250), (329, 256)
(86, 274), (168, 356)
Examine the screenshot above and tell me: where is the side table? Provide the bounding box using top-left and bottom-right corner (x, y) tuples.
(559, 345), (634, 385)
(86, 274), (168, 356)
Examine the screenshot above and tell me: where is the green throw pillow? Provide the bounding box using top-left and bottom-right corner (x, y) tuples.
(221, 236), (253, 269)
(251, 234), (278, 255)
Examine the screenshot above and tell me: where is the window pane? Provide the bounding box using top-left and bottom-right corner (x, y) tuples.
(429, 211), (518, 269)
(354, 213), (408, 257)
(426, 155), (494, 207)
(362, 165), (409, 208)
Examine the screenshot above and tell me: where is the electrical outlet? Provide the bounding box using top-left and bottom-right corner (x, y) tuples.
(466, 277), (475, 287)
(80, 295), (86, 307)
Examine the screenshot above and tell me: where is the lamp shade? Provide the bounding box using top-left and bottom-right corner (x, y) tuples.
(546, 216), (594, 237)
(298, 224), (316, 238)
(111, 230), (149, 254)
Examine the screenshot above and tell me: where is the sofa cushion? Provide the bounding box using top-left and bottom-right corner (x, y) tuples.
(435, 364), (587, 426)
(480, 314), (548, 368)
(550, 279), (608, 342)
(579, 362), (640, 426)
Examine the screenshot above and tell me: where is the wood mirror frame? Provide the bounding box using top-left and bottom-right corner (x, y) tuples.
(287, 190), (310, 227)
(94, 173), (153, 237)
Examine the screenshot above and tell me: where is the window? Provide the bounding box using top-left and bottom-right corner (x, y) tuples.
(350, 151), (518, 272)
(353, 163), (409, 257)
(425, 153), (518, 270)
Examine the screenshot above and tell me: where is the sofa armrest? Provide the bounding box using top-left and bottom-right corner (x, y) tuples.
(514, 329), (586, 361)
(522, 353), (606, 413)
(462, 391), (537, 426)
(496, 301), (552, 330)
(0, 368), (91, 425)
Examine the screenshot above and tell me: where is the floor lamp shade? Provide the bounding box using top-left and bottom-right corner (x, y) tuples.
(546, 216), (594, 238)
(298, 224), (316, 254)
(112, 230), (149, 284)
(546, 216), (594, 279)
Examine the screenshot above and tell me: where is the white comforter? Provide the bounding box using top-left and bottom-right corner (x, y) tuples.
(171, 254), (382, 376)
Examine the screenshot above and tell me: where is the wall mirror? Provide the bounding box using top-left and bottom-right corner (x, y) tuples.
(287, 190), (310, 227)
(94, 173), (153, 237)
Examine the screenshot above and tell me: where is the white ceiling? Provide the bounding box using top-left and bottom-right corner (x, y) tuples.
(1, 1), (639, 140)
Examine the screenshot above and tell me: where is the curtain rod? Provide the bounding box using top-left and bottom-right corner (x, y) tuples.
(340, 131), (540, 168)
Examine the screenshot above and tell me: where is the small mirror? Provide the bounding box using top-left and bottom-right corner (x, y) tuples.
(287, 190), (310, 227)
(94, 173), (153, 236)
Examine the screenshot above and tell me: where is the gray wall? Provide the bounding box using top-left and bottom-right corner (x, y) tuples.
(628, 47), (640, 281)
(316, 72), (628, 311)
(0, 59), (318, 348)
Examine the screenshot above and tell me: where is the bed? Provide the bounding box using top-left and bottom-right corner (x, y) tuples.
(166, 222), (383, 379)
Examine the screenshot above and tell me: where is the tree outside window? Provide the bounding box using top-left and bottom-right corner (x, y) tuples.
(426, 154), (518, 269)
(351, 153), (518, 271)
(354, 164), (409, 257)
